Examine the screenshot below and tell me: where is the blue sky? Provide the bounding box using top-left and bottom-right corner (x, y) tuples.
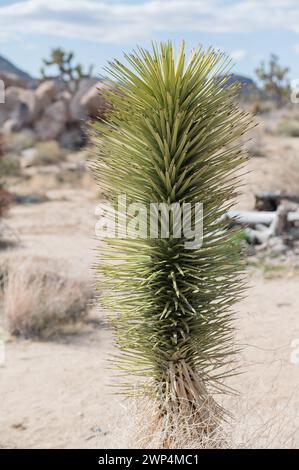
(0, 0), (299, 82)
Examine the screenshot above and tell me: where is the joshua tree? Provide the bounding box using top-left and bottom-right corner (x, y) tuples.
(92, 42), (251, 447)
(40, 48), (93, 91)
(255, 54), (290, 107)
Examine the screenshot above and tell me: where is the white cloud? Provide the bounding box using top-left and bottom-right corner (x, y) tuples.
(230, 49), (247, 61)
(294, 44), (299, 54)
(0, 0), (299, 44)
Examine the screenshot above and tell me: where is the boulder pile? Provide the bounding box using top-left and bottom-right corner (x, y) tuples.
(0, 73), (111, 148)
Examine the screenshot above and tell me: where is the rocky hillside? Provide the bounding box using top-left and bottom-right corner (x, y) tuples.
(227, 74), (259, 96)
(0, 74), (112, 148)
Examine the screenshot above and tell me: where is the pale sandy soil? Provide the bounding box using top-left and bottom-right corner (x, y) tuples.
(1, 277), (299, 449)
(239, 111), (299, 209)
(0, 188), (299, 448)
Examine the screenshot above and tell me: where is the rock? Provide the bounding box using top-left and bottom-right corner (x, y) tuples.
(59, 126), (86, 149)
(0, 72), (27, 89)
(11, 422), (27, 431)
(34, 100), (68, 141)
(2, 86), (20, 112)
(23, 165), (60, 176)
(267, 237), (288, 255)
(13, 193), (48, 205)
(0, 112), (6, 128)
(0, 86), (23, 126)
(62, 161), (86, 172)
(2, 118), (23, 133)
(35, 80), (60, 109)
(60, 90), (72, 103)
(80, 81), (111, 120)
(66, 149), (88, 163)
(69, 77), (98, 122)
(2, 86), (38, 126)
(20, 147), (38, 168)
(21, 89), (38, 124)
(8, 87), (37, 121)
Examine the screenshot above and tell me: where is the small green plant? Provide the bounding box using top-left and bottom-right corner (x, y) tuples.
(255, 54), (290, 107)
(92, 42), (251, 446)
(231, 228), (251, 246)
(32, 140), (66, 166)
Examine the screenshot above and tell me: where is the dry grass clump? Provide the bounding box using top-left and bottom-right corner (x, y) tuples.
(0, 187), (11, 219)
(131, 396), (228, 449)
(2, 259), (94, 339)
(6, 131), (36, 153)
(126, 385), (298, 449)
(31, 140), (67, 166)
(276, 119), (299, 137)
(0, 132), (20, 177)
(0, 153), (20, 176)
(246, 141), (266, 158)
(253, 101), (274, 115)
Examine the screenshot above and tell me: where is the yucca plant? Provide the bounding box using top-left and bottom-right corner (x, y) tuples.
(91, 42), (251, 447)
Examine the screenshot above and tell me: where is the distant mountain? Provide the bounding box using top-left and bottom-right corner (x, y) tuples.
(226, 74), (259, 96)
(0, 54), (33, 84)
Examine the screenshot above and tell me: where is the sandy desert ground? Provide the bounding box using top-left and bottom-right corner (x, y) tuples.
(0, 181), (299, 449)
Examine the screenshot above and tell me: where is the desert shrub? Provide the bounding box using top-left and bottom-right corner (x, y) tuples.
(6, 131), (36, 153)
(276, 120), (299, 137)
(0, 187), (11, 218)
(252, 101), (274, 115)
(3, 259), (94, 338)
(0, 153), (21, 176)
(246, 139), (266, 158)
(30, 140), (67, 165)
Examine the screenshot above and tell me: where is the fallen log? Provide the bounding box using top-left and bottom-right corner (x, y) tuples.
(227, 206), (299, 248)
(255, 192), (299, 211)
(243, 206), (291, 245)
(226, 210), (299, 226)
